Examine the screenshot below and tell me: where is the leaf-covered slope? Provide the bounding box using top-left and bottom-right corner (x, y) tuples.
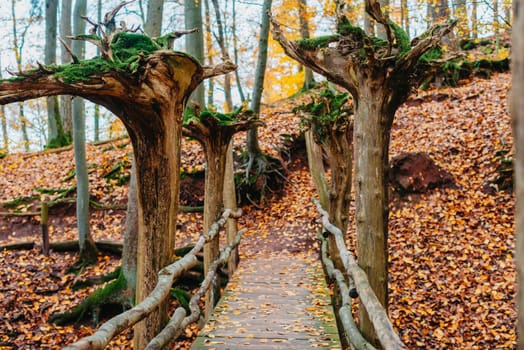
(0, 73), (516, 349)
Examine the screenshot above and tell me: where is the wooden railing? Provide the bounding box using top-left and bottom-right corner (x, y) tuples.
(313, 198), (406, 350)
(63, 208), (243, 350)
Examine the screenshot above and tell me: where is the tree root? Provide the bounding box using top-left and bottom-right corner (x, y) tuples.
(72, 266), (122, 290)
(239, 152), (287, 205)
(49, 272), (131, 326)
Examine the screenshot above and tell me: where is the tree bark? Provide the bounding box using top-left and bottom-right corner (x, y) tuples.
(512, 0), (524, 347)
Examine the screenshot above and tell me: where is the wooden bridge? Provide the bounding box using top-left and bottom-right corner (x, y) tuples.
(191, 253), (341, 349)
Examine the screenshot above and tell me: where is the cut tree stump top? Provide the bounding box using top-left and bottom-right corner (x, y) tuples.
(191, 252), (341, 349)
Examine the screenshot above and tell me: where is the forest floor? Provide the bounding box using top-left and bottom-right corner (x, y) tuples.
(0, 72), (515, 349)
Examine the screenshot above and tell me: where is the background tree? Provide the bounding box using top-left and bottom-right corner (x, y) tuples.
(211, 0), (233, 110)
(0, 55), (7, 153)
(145, 0), (164, 37)
(245, 0), (278, 204)
(185, 0), (205, 106)
(45, 0), (59, 145)
(183, 108), (259, 318)
(71, 0), (98, 264)
(298, 0), (314, 90)
(93, 0), (102, 142)
(512, 0), (524, 347)
(271, 1), (456, 344)
(11, 0), (39, 151)
(60, 0), (73, 135)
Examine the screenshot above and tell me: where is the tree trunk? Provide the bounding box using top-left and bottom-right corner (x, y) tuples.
(185, 0), (205, 106)
(452, 0), (469, 40)
(93, 0), (102, 142)
(202, 139), (228, 319)
(224, 141), (239, 278)
(472, 0), (479, 39)
(60, 0), (73, 134)
(144, 0), (164, 37)
(122, 161), (138, 304)
(305, 130), (328, 209)
(401, 0), (409, 36)
(11, 0), (30, 152)
(211, 0), (233, 111)
(232, 0), (246, 102)
(204, 0), (215, 106)
(45, 0), (59, 142)
(72, 0), (98, 263)
(512, 0), (524, 347)
(298, 0), (314, 90)
(247, 0), (272, 156)
(354, 83), (391, 347)
(324, 127), (352, 273)
(0, 56), (8, 152)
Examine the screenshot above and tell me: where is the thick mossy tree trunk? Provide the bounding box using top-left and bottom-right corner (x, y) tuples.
(271, 4), (456, 344)
(0, 41), (234, 350)
(353, 81), (392, 342)
(184, 109), (259, 319)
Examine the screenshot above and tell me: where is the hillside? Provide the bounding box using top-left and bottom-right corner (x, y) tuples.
(0, 72), (515, 349)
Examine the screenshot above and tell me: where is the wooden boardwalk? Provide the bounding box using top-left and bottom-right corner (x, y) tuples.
(192, 252), (341, 349)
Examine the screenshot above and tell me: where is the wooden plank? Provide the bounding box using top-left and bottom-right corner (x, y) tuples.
(192, 253), (342, 349)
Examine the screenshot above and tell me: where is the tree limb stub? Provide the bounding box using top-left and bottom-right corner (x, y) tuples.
(268, 13), (357, 96)
(313, 198), (406, 350)
(64, 209), (240, 350)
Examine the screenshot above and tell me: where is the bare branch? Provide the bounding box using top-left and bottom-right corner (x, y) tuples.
(59, 38), (79, 64)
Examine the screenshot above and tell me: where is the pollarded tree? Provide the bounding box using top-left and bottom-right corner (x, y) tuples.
(183, 107), (260, 318)
(296, 88), (353, 273)
(271, 1), (456, 344)
(0, 5), (235, 348)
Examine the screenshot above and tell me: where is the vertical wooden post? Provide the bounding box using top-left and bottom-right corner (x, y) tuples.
(41, 202), (49, 256)
(224, 141), (239, 278)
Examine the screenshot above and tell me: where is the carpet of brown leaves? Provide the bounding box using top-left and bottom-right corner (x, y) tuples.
(0, 73), (515, 349)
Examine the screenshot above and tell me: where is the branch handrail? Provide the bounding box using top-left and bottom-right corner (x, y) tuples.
(313, 198), (406, 350)
(319, 237), (377, 350)
(64, 208), (242, 350)
(145, 228), (244, 349)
